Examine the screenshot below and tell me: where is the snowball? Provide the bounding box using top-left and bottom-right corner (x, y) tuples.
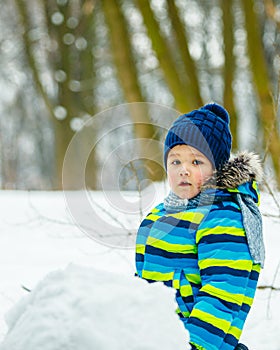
(0, 265), (189, 350)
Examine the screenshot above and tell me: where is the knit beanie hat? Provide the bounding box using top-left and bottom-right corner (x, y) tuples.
(164, 103), (232, 170)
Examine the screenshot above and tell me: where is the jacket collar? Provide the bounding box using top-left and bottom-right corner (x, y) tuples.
(202, 151), (263, 190)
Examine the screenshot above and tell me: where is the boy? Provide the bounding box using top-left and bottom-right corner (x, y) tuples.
(135, 103), (265, 350)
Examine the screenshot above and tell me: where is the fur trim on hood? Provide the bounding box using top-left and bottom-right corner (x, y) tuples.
(203, 152), (263, 190)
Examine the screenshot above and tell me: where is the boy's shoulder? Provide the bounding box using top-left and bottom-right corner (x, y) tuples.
(151, 202), (165, 212)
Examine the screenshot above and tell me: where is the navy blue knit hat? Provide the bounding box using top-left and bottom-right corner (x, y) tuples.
(164, 103), (232, 169)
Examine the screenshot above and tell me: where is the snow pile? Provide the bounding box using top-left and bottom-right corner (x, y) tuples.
(0, 264), (189, 350)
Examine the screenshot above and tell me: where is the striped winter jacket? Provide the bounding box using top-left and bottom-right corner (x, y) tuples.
(135, 153), (263, 350)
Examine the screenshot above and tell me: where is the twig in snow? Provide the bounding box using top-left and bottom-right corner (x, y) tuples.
(266, 260), (280, 318)
(257, 285), (280, 291)
(263, 178), (280, 216)
(21, 285), (31, 293)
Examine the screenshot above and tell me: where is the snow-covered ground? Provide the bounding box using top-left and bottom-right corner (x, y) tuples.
(0, 189), (280, 349)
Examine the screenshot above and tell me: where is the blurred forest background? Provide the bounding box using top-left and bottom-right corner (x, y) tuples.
(0, 0), (280, 190)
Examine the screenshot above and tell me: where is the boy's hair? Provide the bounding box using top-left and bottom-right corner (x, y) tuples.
(164, 103), (232, 170)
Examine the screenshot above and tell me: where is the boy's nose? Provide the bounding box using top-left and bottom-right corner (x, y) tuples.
(179, 165), (190, 176)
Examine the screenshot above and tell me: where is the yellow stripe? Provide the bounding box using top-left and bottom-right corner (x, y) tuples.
(167, 211), (204, 224)
(146, 236), (195, 253)
(191, 309), (231, 333)
(199, 259), (252, 272)
(185, 273), (201, 285)
(180, 284), (193, 297)
(136, 244), (145, 255)
(202, 284), (243, 305)
(196, 226), (245, 243)
(252, 181), (261, 206)
(198, 226), (245, 237)
(181, 311), (190, 318)
(228, 188), (239, 193)
(142, 270), (173, 281)
(192, 344), (204, 350)
(228, 325), (242, 339)
(176, 308), (191, 317)
(151, 207), (160, 213)
(243, 295), (254, 306)
(172, 278), (193, 296)
(252, 264), (261, 273)
(146, 213), (161, 222)
(173, 279), (180, 289)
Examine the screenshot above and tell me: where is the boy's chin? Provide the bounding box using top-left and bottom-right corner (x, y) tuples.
(174, 189), (200, 200)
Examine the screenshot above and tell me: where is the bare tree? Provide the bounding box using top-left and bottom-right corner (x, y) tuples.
(1, 0), (280, 188)
(242, 0), (280, 186)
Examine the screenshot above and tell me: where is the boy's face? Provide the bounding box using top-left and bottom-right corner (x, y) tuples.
(166, 144), (214, 199)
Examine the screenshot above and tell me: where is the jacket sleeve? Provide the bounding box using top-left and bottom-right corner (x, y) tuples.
(185, 207), (260, 350)
(135, 217), (150, 277)
(135, 207), (161, 277)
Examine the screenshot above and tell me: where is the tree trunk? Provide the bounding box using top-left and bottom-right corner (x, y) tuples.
(102, 0), (164, 181)
(135, 0), (191, 112)
(243, 0), (280, 187)
(44, 0), (98, 189)
(222, 0), (238, 150)
(166, 0), (203, 109)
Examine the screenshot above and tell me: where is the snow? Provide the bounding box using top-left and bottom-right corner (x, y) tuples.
(0, 265), (188, 350)
(0, 189), (280, 349)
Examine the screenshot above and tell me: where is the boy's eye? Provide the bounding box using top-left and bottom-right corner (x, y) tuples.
(193, 159), (202, 165)
(171, 159), (181, 165)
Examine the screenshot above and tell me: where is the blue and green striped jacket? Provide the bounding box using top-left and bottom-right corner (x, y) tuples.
(136, 153), (263, 350)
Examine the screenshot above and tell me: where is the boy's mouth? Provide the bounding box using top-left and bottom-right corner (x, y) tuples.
(179, 181), (191, 187)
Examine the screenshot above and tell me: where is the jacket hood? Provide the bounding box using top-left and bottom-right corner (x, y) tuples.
(203, 151), (263, 190)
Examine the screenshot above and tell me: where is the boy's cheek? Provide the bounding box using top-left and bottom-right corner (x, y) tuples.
(195, 175), (205, 189)
(167, 174), (172, 187)
(167, 173), (175, 188)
